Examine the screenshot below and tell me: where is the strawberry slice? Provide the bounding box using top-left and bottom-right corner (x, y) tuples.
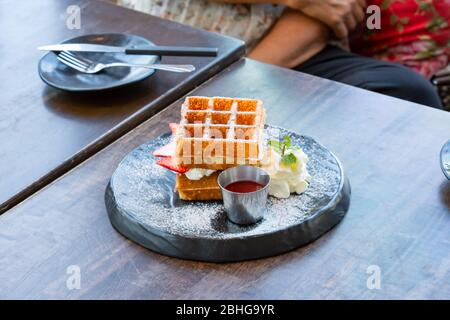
(156, 156), (188, 174)
(169, 123), (179, 135)
(153, 140), (175, 158)
(153, 123), (179, 157)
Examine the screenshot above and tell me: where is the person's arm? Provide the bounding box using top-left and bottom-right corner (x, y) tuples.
(212, 0), (281, 3)
(213, 0), (366, 39)
(248, 8), (329, 68)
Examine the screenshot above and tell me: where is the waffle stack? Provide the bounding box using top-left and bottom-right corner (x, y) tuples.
(173, 96), (266, 201)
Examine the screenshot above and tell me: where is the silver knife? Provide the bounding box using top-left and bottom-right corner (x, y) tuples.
(38, 43), (218, 57)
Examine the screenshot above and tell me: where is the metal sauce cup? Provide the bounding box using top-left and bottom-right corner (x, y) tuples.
(218, 166), (271, 225)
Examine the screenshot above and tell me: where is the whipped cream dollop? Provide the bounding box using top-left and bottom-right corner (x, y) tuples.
(261, 146), (311, 198)
(185, 168), (216, 180)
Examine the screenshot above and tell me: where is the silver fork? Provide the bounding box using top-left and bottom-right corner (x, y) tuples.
(56, 51), (195, 73)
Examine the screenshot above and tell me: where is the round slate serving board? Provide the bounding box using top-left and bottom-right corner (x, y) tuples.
(105, 126), (351, 262)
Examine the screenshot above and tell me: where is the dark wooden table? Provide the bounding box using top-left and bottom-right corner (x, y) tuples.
(0, 0), (244, 213)
(0, 59), (449, 299)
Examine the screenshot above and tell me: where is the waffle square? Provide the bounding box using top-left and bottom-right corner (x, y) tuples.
(174, 96), (266, 169)
(175, 172), (222, 200)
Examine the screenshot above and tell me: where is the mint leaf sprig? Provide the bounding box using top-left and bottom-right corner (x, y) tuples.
(268, 135), (301, 170)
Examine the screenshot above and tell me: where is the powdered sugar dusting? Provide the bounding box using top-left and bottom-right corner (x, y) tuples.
(110, 126), (343, 240)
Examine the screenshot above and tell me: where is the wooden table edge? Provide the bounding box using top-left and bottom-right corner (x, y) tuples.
(0, 47), (245, 215)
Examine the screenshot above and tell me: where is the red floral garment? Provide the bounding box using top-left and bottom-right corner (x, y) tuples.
(351, 0), (450, 78)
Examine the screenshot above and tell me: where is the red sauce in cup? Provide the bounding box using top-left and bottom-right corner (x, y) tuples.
(225, 180), (264, 193)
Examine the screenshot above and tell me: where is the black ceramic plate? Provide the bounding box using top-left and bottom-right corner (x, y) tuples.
(441, 140), (450, 180)
(105, 125), (351, 262)
(38, 33), (160, 92)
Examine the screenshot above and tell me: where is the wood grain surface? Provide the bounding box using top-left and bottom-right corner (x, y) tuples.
(0, 0), (244, 213)
(0, 59), (449, 299)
